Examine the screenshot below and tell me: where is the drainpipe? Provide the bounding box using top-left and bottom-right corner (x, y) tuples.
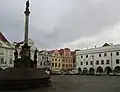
(111, 52), (113, 73)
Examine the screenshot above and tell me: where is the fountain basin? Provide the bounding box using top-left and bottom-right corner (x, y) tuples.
(0, 68), (50, 90)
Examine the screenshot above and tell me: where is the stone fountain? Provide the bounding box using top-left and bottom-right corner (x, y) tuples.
(0, 0), (50, 90)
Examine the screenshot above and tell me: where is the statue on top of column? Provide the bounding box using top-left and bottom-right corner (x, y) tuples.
(26, 0), (29, 10)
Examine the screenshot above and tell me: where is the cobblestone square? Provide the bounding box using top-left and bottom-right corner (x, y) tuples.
(12, 75), (120, 92)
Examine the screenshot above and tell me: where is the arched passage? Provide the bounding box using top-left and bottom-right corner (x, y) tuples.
(104, 66), (112, 75)
(89, 68), (94, 75)
(114, 66), (120, 73)
(83, 67), (88, 75)
(78, 67), (82, 74)
(96, 66), (103, 73)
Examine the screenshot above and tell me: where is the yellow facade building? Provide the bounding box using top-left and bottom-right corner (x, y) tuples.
(50, 50), (62, 72)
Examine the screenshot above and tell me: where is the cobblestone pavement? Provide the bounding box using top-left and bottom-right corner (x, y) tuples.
(7, 75), (120, 92)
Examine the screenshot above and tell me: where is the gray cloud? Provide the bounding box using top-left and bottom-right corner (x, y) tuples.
(1, 0), (120, 50)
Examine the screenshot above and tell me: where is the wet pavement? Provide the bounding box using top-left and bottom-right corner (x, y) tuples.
(5, 75), (120, 92)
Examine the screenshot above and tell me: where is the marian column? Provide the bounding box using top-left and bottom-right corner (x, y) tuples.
(24, 0), (30, 43)
(20, 0), (31, 58)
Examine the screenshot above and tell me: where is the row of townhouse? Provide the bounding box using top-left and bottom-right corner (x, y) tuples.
(37, 48), (75, 72)
(76, 43), (120, 75)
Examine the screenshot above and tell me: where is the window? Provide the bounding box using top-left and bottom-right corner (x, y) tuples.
(42, 56), (44, 59)
(96, 60), (99, 65)
(59, 59), (60, 61)
(81, 62), (83, 65)
(62, 64), (64, 67)
(66, 64), (68, 67)
(52, 63), (54, 66)
(104, 53), (107, 56)
(47, 62), (51, 66)
(116, 59), (119, 64)
(55, 63), (57, 67)
(40, 62), (42, 65)
(99, 54), (101, 57)
(111, 53), (112, 56)
(101, 60), (104, 65)
(86, 55), (88, 58)
(9, 59), (12, 64)
(46, 57), (48, 60)
(86, 61), (88, 65)
(55, 59), (57, 61)
(0, 43), (2, 46)
(116, 52), (119, 56)
(0, 58), (4, 64)
(106, 60), (110, 64)
(90, 61), (93, 65)
(9, 51), (13, 56)
(44, 62), (46, 66)
(63, 59), (64, 62)
(58, 63), (60, 67)
(81, 56), (83, 58)
(0, 53), (4, 55)
(52, 58), (54, 61)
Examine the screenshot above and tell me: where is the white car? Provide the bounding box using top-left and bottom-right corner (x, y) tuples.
(45, 70), (50, 75)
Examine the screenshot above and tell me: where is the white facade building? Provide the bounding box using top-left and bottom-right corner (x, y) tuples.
(76, 43), (120, 75)
(0, 40), (14, 69)
(37, 50), (51, 70)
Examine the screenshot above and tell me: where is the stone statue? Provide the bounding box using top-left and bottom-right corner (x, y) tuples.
(34, 48), (38, 62)
(26, 0), (29, 11)
(14, 49), (18, 60)
(33, 48), (38, 68)
(24, 0), (30, 16)
(13, 48), (19, 67)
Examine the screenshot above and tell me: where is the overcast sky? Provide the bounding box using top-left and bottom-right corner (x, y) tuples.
(1, 0), (120, 50)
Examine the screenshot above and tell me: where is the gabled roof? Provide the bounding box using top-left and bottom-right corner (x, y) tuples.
(58, 49), (64, 55)
(102, 43), (110, 47)
(0, 32), (10, 43)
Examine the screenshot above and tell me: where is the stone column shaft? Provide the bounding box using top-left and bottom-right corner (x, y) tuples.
(24, 15), (29, 43)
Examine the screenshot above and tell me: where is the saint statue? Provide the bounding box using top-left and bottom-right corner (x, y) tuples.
(26, 0), (29, 9)
(25, 0), (29, 12)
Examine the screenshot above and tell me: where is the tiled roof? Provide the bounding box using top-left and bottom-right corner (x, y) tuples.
(0, 32), (9, 43)
(64, 48), (70, 50)
(48, 50), (55, 53)
(76, 44), (120, 55)
(58, 49), (64, 55)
